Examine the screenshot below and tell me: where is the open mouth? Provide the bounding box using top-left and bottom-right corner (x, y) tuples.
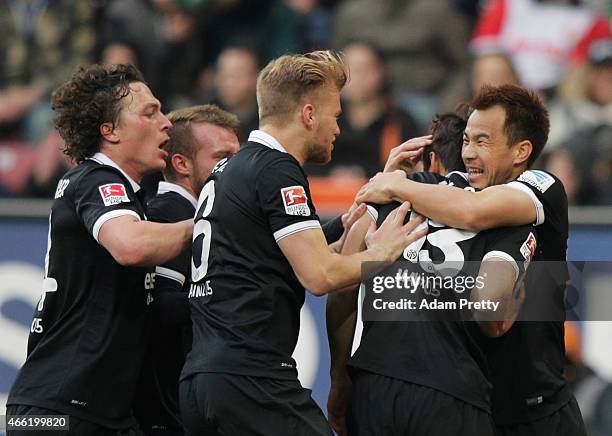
(467, 168), (484, 176)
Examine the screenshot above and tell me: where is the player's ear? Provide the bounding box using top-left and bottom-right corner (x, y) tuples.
(301, 103), (315, 130)
(514, 140), (532, 166)
(171, 153), (191, 176)
(100, 122), (119, 144)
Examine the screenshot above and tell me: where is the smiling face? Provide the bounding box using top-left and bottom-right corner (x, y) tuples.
(112, 82), (172, 179)
(462, 105), (518, 189)
(306, 86), (342, 164)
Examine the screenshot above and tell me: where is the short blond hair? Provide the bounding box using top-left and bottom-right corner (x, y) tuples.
(256, 50), (348, 123)
(163, 104), (240, 180)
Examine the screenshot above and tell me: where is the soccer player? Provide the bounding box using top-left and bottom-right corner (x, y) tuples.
(357, 84), (585, 435)
(178, 50), (427, 436)
(133, 105), (240, 436)
(327, 110), (535, 436)
(6, 64), (193, 436)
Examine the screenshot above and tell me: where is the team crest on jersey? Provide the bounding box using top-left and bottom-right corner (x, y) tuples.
(517, 170), (555, 193)
(99, 183), (130, 206)
(281, 186), (310, 216)
(521, 232), (537, 263)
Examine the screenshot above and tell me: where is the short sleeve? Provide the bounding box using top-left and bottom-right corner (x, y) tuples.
(482, 225), (538, 281)
(74, 168), (142, 242)
(505, 170), (568, 229)
(255, 157), (321, 242)
(146, 193), (195, 291)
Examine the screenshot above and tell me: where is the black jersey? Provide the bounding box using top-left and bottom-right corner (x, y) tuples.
(484, 170), (571, 425)
(8, 153), (152, 429)
(350, 171), (537, 412)
(133, 182), (196, 434)
(181, 131), (322, 383)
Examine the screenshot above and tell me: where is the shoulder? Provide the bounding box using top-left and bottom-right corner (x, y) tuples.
(147, 192), (194, 223)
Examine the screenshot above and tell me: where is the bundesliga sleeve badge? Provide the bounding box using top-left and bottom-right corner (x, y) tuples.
(280, 186), (311, 216)
(99, 183), (130, 206)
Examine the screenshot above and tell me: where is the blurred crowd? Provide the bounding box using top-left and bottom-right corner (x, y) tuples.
(0, 0), (610, 204)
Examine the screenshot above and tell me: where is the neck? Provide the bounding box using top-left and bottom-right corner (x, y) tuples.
(347, 97), (386, 129)
(510, 164), (529, 181)
(98, 146), (143, 183)
(259, 123), (308, 166)
(166, 176), (197, 198)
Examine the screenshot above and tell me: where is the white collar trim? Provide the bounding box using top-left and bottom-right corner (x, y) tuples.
(88, 152), (141, 192)
(248, 129), (288, 153)
(157, 181), (197, 208)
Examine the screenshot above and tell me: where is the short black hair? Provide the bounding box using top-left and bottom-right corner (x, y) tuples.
(423, 107), (468, 173)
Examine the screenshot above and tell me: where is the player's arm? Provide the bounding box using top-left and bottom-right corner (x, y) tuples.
(471, 257), (525, 337)
(152, 269), (191, 327)
(278, 202), (426, 296)
(98, 216), (193, 267)
(356, 170), (537, 231)
(326, 214), (370, 436)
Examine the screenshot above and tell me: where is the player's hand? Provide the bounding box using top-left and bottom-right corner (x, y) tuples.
(356, 170), (406, 205)
(365, 201), (427, 262)
(383, 135), (430, 174)
(327, 372), (352, 436)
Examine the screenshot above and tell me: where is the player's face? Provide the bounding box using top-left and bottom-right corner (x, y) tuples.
(307, 87), (341, 164)
(114, 82), (172, 178)
(191, 122), (240, 193)
(462, 106), (517, 189)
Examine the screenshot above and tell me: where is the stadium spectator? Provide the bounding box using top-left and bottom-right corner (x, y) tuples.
(332, 0), (472, 126)
(0, 0), (97, 196)
(179, 50), (426, 436)
(134, 105), (240, 435)
(471, 52), (521, 97)
(209, 45), (261, 142)
(545, 38), (612, 204)
(307, 41), (419, 180)
(101, 0), (204, 110)
(471, 0), (611, 94)
(6, 64), (193, 436)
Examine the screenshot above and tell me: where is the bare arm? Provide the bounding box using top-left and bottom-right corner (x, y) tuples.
(356, 170), (536, 231)
(98, 216), (193, 267)
(278, 203), (425, 295)
(326, 214), (370, 436)
(471, 257), (525, 337)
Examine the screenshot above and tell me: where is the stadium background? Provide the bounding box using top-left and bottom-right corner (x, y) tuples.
(0, 0), (611, 434)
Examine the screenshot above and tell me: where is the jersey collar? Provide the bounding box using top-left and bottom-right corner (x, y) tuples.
(248, 129), (288, 153)
(157, 181), (198, 208)
(88, 152), (141, 193)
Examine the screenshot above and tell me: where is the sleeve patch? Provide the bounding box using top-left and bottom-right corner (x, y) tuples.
(517, 170), (555, 193)
(520, 232), (537, 262)
(280, 185), (311, 216)
(99, 183), (130, 206)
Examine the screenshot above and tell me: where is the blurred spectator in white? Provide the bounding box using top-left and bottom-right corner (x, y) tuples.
(471, 52), (521, 96)
(208, 45), (261, 143)
(548, 38), (612, 150)
(471, 0), (611, 94)
(332, 0), (471, 129)
(307, 41), (419, 180)
(102, 0), (204, 110)
(0, 0), (96, 196)
(546, 39), (612, 204)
